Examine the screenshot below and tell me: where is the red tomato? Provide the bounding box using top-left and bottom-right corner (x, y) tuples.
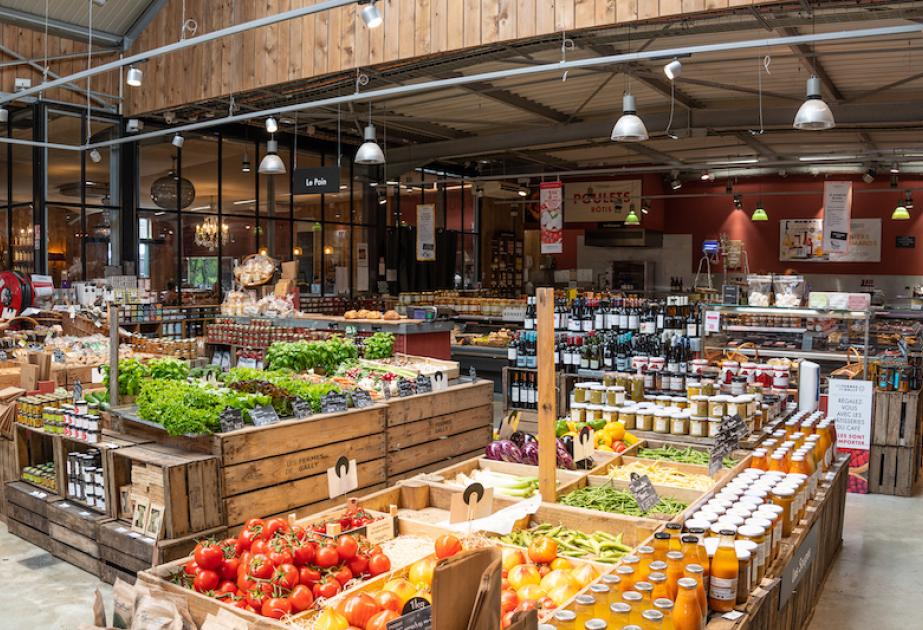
(332, 565), (353, 587)
(290, 584), (314, 612)
(196, 541), (224, 570)
(221, 537), (244, 557)
(268, 545), (294, 567)
(238, 527), (259, 551)
(299, 565), (321, 586)
(262, 517), (290, 541)
(367, 553), (391, 576)
(245, 518), (266, 530)
(312, 576), (342, 600)
(527, 537), (557, 565)
(366, 610), (400, 630)
(434, 534), (462, 559)
(262, 597), (292, 619)
(315, 544), (340, 569)
(336, 534), (359, 561)
(293, 540), (316, 566)
(248, 553), (273, 580)
(501, 590), (518, 614)
(220, 557), (240, 581)
(183, 560), (200, 577)
(193, 569), (219, 593)
(372, 591), (402, 613)
(250, 539), (270, 556)
(272, 563), (299, 590)
(342, 593), (379, 628)
(217, 580), (237, 595)
(237, 571), (256, 593)
(348, 554), (369, 577)
(246, 587), (267, 610)
(501, 611), (517, 629)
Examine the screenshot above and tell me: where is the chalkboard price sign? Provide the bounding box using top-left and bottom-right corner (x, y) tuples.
(352, 390), (373, 409)
(219, 407), (245, 433)
(321, 391), (348, 414)
(628, 473), (660, 513)
(415, 374), (432, 394)
(292, 397), (314, 418)
(397, 378), (415, 397)
(250, 404), (281, 427)
(53, 349), (66, 363)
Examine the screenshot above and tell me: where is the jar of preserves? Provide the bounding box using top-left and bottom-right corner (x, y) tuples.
(708, 396), (726, 419)
(691, 395), (709, 416)
(635, 408), (654, 431)
(670, 411), (689, 436)
(653, 409), (671, 434)
(619, 407), (638, 430)
(689, 416), (708, 438)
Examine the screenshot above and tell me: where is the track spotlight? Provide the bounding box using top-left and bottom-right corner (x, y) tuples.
(671, 178), (682, 191)
(862, 168), (876, 184)
(733, 194), (743, 210)
(126, 66), (143, 87)
(664, 58), (683, 81)
(700, 171), (714, 182)
(242, 152), (251, 173)
(890, 162), (900, 174)
(89, 149), (102, 163)
(171, 133), (184, 148)
(360, 1), (383, 28)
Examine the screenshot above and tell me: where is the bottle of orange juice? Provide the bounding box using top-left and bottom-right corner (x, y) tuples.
(653, 532), (671, 563)
(683, 564), (708, 623)
(750, 448), (768, 471)
(648, 572), (670, 602)
(665, 551), (685, 599)
(708, 530), (739, 613)
(673, 578), (704, 630)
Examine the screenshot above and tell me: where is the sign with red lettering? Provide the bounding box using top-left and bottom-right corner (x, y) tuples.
(540, 182), (563, 254)
(564, 180), (642, 222)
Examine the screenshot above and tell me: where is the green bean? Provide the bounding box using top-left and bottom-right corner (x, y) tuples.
(498, 523), (633, 563)
(637, 446), (736, 468)
(557, 486), (687, 517)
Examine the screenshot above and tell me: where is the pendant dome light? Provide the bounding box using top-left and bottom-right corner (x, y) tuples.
(892, 193), (911, 220)
(794, 76), (835, 130)
(624, 208), (641, 226)
(751, 204), (768, 221)
(611, 93), (649, 143)
(259, 138), (286, 175)
(355, 124), (385, 165)
(360, 1), (383, 28)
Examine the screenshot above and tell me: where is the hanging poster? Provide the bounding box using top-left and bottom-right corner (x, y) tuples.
(780, 218), (880, 262)
(416, 204), (436, 261)
(356, 243), (369, 292)
(822, 181), (852, 255)
(540, 182), (563, 254)
(564, 180), (642, 222)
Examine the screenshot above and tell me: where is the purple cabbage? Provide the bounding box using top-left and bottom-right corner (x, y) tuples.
(485, 440), (523, 463)
(521, 441), (539, 465)
(555, 438), (575, 470)
(485, 441), (504, 461)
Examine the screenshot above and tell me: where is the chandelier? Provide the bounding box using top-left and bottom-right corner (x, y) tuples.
(194, 216), (229, 251)
(150, 156), (196, 209)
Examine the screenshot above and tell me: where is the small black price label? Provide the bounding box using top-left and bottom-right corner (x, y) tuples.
(397, 378), (415, 397)
(72, 378), (83, 404)
(219, 407), (245, 433)
(292, 397), (313, 418)
(415, 374), (432, 394)
(320, 391), (348, 414)
(53, 349), (66, 363)
(387, 597), (432, 630)
(352, 390), (373, 409)
(250, 404), (280, 427)
(628, 472), (660, 513)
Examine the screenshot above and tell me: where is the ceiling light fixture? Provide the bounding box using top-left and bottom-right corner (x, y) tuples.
(171, 133), (184, 148)
(670, 178), (682, 190)
(700, 171), (714, 182)
(752, 204), (768, 221)
(794, 76), (835, 130)
(259, 138), (286, 175)
(892, 200), (911, 220)
(799, 154), (857, 162)
(241, 151), (251, 173)
(664, 58), (682, 80)
(0, 107), (7, 123)
(862, 168), (876, 184)
(733, 194), (743, 210)
(88, 149), (101, 163)
(517, 189), (528, 197)
(265, 117), (278, 133)
(126, 66), (142, 87)
(890, 162), (900, 174)
(355, 124), (385, 165)
(611, 94), (649, 142)
(905, 190), (914, 210)
(624, 208), (641, 226)
(640, 199), (650, 215)
(360, 1), (383, 28)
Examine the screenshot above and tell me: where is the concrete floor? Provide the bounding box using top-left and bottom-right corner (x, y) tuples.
(0, 489), (918, 628)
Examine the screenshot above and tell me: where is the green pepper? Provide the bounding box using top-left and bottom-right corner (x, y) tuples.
(588, 418), (606, 432)
(555, 419), (569, 437)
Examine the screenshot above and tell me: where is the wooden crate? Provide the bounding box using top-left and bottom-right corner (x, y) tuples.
(13, 424), (59, 494)
(422, 455), (586, 495)
(4, 480), (59, 553)
(868, 444), (919, 496)
(872, 389), (922, 447)
(110, 443), (223, 539)
(97, 520), (226, 580)
(46, 498), (109, 559)
(0, 436), (16, 520)
(385, 380), (493, 480)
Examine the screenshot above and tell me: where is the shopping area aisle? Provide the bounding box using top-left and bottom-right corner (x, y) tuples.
(0, 521), (108, 629)
(810, 490), (923, 629)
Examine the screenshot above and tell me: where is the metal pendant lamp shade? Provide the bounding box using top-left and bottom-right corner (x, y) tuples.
(355, 124), (386, 165)
(624, 209), (641, 226)
(611, 94), (649, 142)
(794, 76), (835, 130)
(259, 139), (286, 175)
(751, 206), (769, 221)
(360, 1), (383, 28)
(126, 66), (143, 87)
(892, 204), (911, 220)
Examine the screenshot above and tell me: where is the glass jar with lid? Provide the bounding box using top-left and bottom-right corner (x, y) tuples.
(653, 409), (671, 434)
(670, 410), (689, 436)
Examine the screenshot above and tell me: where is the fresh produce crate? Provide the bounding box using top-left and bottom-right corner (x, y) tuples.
(556, 473), (703, 524)
(872, 389), (922, 447)
(46, 498), (109, 560)
(385, 380), (493, 481)
(0, 436), (16, 520)
(97, 520), (227, 583)
(13, 423), (60, 493)
(4, 480), (59, 553)
(109, 443), (223, 538)
(868, 444), (919, 496)
(423, 455), (584, 498)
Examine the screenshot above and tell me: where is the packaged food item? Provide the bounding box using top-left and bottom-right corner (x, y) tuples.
(747, 274), (773, 306)
(772, 275), (805, 308)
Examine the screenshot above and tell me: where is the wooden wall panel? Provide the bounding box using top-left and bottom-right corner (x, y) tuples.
(116, 0), (780, 115)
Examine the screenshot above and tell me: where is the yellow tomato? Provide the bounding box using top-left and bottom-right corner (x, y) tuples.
(607, 422), (626, 442)
(408, 557), (437, 589)
(414, 589), (432, 604)
(383, 578), (418, 606)
(540, 569), (579, 593)
(507, 564), (541, 591)
(550, 558), (573, 571)
(314, 610), (349, 630)
(502, 547), (525, 572)
(517, 583), (546, 603)
(597, 444), (614, 453)
(570, 563), (599, 588)
(547, 583), (580, 607)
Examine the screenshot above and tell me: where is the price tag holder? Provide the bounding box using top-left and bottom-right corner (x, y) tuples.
(91, 366), (104, 383)
(250, 404), (280, 427)
(320, 391), (348, 414)
(574, 426), (595, 468)
(292, 397), (314, 418)
(387, 597), (432, 630)
(219, 407), (245, 433)
(449, 482), (494, 524)
(628, 473), (660, 513)
(327, 456), (359, 499)
(72, 378), (83, 404)
(352, 390), (373, 409)
(415, 374), (433, 395)
(52, 349), (65, 363)
(397, 378), (415, 397)
(431, 371), (448, 392)
(345, 325), (358, 337)
(364, 516), (397, 545)
(497, 412), (518, 440)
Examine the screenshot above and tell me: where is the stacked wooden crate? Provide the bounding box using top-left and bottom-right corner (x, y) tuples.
(869, 389), (922, 496)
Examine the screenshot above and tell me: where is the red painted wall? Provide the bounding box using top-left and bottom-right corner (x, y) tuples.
(669, 176), (923, 275)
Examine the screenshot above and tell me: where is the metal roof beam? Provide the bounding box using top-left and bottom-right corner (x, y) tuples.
(674, 77), (802, 103)
(122, 0), (170, 51)
(733, 131), (781, 159)
(432, 71), (571, 123)
(0, 6), (121, 48)
(0, 43), (116, 110)
(587, 43), (703, 110)
(621, 142), (684, 167)
(779, 26), (845, 101)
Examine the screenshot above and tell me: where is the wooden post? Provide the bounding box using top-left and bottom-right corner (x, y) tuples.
(537, 287), (557, 503)
(108, 304), (119, 407)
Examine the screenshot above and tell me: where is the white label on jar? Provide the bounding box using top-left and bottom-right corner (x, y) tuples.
(709, 576), (738, 602)
(654, 417), (670, 432)
(640, 321), (655, 335)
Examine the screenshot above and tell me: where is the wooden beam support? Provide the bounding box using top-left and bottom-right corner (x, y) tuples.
(537, 287), (557, 503)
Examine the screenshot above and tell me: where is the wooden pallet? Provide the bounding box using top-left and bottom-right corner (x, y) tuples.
(868, 444), (919, 496)
(0, 436), (16, 521)
(872, 389), (922, 447)
(4, 480), (59, 553)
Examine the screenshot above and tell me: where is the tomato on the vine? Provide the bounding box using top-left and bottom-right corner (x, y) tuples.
(368, 553), (391, 576)
(299, 565), (321, 586)
(331, 564), (353, 586)
(262, 597), (292, 619)
(262, 517), (290, 541)
(220, 556), (240, 581)
(348, 553), (369, 576)
(290, 584), (314, 612)
(246, 587), (268, 610)
(249, 539), (270, 556)
(336, 534), (358, 561)
(272, 563), (299, 590)
(221, 537), (244, 557)
(216, 580), (237, 595)
(183, 559), (200, 577)
(312, 576), (342, 600)
(293, 540), (316, 566)
(315, 544), (340, 568)
(268, 544), (294, 567)
(193, 569), (219, 593)
(435, 534), (462, 559)
(248, 553), (273, 580)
